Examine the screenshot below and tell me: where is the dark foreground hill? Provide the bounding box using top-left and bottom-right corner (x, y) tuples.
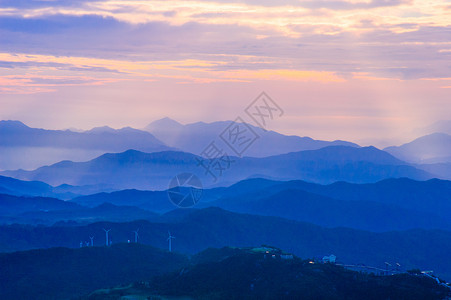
(0, 243), (188, 300)
(2, 208), (451, 280)
(88, 247), (450, 300)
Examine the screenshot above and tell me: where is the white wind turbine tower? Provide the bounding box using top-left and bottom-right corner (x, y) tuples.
(103, 228), (111, 246)
(167, 231), (175, 252)
(89, 236), (94, 247)
(133, 229), (139, 243)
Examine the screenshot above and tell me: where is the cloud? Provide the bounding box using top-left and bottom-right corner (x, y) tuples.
(0, 73), (121, 94)
(0, 0), (94, 9)
(0, 0), (449, 86)
(0, 0), (449, 147)
(0, 60), (122, 73)
(0, 0), (413, 10)
(299, 0), (412, 10)
(222, 69), (345, 82)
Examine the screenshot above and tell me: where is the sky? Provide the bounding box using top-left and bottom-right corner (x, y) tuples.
(0, 0), (450, 147)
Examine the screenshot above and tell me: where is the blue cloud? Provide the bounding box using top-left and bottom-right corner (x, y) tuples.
(0, 0), (412, 10)
(0, 0), (94, 9)
(0, 14), (122, 34)
(0, 60), (122, 73)
(0, 13), (449, 80)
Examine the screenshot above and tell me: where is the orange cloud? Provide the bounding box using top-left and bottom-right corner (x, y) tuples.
(0, 52), (346, 90)
(0, 74), (121, 94)
(224, 69), (346, 83)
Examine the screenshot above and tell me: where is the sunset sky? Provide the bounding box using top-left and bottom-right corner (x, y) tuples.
(0, 0), (450, 146)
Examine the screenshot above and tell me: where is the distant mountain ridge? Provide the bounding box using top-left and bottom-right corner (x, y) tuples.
(0, 120), (166, 150)
(0, 118), (361, 171)
(203, 188), (451, 232)
(384, 132), (451, 164)
(417, 120), (451, 136)
(417, 162), (451, 181)
(144, 117), (360, 157)
(0, 175), (53, 197)
(0, 120), (171, 170)
(0, 146), (433, 190)
(4, 118), (451, 174)
(221, 177), (451, 218)
(0, 193), (159, 225)
(3, 175), (449, 232)
(0, 175), (117, 200)
(68, 176), (451, 232)
(0, 193), (80, 217)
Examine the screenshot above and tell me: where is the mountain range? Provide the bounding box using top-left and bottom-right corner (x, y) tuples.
(0, 120), (166, 151)
(416, 120), (451, 136)
(2, 119), (451, 184)
(66, 177), (451, 232)
(0, 118), (362, 171)
(0, 146), (433, 190)
(2, 118), (451, 290)
(0, 175), (116, 200)
(94, 247), (450, 300)
(144, 247), (450, 300)
(0, 193), (159, 225)
(0, 120), (170, 171)
(1, 175), (450, 232)
(212, 177), (451, 219)
(0, 175), (54, 197)
(384, 132), (451, 164)
(1, 153), (450, 231)
(2, 244), (448, 300)
(202, 187), (451, 232)
(0, 193), (79, 216)
(144, 117), (359, 157)
(2, 207), (451, 281)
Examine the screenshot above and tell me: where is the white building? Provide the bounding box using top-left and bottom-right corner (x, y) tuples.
(322, 254), (336, 264)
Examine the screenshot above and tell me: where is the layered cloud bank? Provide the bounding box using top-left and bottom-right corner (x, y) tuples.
(0, 0), (450, 145)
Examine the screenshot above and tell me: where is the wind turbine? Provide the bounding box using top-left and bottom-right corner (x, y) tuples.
(89, 236), (94, 247)
(384, 262), (392, 275)
(103, 228), (111, 246)
(167, 231), (175, 252)
(133, 229), (139, 243)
